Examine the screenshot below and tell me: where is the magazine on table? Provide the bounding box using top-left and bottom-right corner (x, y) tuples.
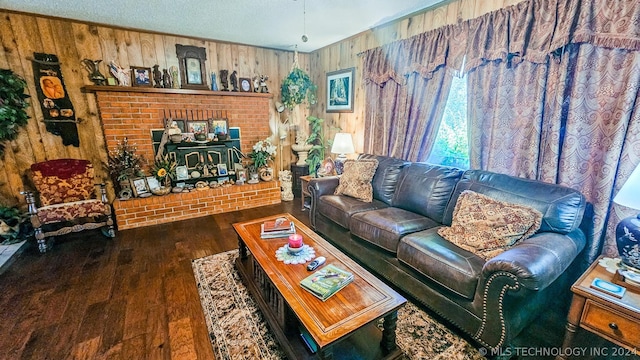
(300, 264), (354, 301)
(260, 222), (296, 239)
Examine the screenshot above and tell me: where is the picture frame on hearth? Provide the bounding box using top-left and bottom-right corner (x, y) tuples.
(175, 165), (189, 181)
(326, 67), (354, 113)
(187, 121), (208, 135)
(217, 163), (228, 176)
(130, 177), (150, 197)
(176, 44), (209, 90)
(209, 118), (229, 136)
(131, 66), (152, 87)
(146, 176), (160, 191)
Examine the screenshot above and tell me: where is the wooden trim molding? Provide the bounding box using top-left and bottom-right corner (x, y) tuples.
(83, 85), (273, 98)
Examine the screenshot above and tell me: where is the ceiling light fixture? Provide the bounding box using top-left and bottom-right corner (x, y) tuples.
(301, 0), (308, 42)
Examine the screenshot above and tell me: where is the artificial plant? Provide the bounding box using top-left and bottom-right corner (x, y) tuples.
(0, 205), (32, 245)
(280, 67), (317, 110)
(0, 69), (30, 155)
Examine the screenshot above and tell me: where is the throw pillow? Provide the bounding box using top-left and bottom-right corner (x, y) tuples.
(334, 159), (379, 202)
(438, 190), (543, 260)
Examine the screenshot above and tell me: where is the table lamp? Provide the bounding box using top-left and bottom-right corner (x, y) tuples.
(613, 163), (640, 271)
(331, 133), (355, 175)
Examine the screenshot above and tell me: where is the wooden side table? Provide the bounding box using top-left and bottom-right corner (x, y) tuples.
(557, 256), (640, 359)
(300, 175), (312, 211)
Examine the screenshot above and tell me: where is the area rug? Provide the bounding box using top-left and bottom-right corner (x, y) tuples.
(192, 250), (485, 360)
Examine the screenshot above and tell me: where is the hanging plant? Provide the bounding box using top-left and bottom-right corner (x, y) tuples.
(0, 69), (30, 155)
(280, 67), (317, 110)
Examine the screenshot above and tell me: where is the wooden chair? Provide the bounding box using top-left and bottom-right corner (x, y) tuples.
(22, 159), (115, 253)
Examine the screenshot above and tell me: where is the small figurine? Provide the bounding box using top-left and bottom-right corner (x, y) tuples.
(169, 66), (179, 89)
(230, 70), (238, 92)
(211, 72), (218, 91)
(220, 69), (229, 91)
(81, 59), (106, 86)
(252, 76), (260, 92)
(162, 69), (173, 88)
(257, 75), (269, 93)
(279, 170), (294, 201)
(108, 60), (131, 86)
(152, 65), (163, 88)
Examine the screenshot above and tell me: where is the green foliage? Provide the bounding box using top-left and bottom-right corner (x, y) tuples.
(0, 205), (32, 245)
(305, 116), (325, 176)
(108, 137), (146, 182)
(280, 68), (317, 110)
(249, 138), (277, 168)
(0, 69), (30, 155)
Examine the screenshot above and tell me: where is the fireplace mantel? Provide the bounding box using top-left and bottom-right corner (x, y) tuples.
(83, 85), (273, 98)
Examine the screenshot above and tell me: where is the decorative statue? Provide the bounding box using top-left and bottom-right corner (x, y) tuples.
(169, 66), (179, 88)
(257, 75), (269, 93)
(108, 61), (131, 86)
(162, 69), (173, 88)
(81, 59), (106, 86)
(279, 170), (294, 201)
(220, 69), (229, 91)
(252, 76), (260, 92)
(152, 65), (163, 88)
(230, 70), (238, 92)
(210, 72), (218, 91)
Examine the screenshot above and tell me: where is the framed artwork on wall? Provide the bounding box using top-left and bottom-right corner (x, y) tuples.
(326, 67), (355, 113)
(176, 44), (209, 90)
(131, 66), (152, 87)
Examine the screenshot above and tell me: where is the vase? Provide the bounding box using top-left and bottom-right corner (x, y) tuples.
(616, 214), (640, 271)
(259, 167), (274, 181)
(291, 143), (313, 166)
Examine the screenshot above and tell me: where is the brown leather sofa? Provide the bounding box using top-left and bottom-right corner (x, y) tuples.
(308, 154), (599, 352)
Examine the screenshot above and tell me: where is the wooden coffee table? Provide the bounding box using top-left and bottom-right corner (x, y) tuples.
(234, 213), (407, 360)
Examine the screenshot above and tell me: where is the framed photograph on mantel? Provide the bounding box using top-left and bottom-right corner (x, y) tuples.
(131, 66), (152, 87)
(176, 44), (209, 90)
(326, 67), (355, 113)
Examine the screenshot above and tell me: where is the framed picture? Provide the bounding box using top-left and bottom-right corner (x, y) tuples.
(237, 169), (246, 183)
(209, 118), (229, 135)
(239, 77), (252, 92)
(131, 66), (152, 87)
(176, 44), (209, 90)
(217, 163), (228, 176)
(326, 67), (355, 113)
(146, 176), (160, 190)
(187, 121), (208, 134)
(130, 177), (150, 197)
(175, 165), (189, 180)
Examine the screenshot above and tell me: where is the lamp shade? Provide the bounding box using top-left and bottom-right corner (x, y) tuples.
(614, 164), (640, 210)
(331, 133), (355, 155)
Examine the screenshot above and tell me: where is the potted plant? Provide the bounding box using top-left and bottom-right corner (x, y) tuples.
(152, 154), (176, 192)
(249, 138), (277, 181)
(107, 137), (145, 190)
(0, 205), (32, 245)
(305, 116), (341, 177)
(280, 67), (317, 110)
(0, 69), (30, 156)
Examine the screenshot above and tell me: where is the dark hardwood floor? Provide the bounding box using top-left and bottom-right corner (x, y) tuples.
(1, 199), (633, 360)
(0, 201), (308, 360)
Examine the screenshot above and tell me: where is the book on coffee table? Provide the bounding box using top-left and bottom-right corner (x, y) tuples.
(300, 264), (354, 301)
(260, 222), (296, 239)
(263, 218), (292, 232)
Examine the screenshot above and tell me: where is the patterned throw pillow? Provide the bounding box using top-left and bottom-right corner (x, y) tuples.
(438, 190), (543, 260)
(334, 159), (379, 202)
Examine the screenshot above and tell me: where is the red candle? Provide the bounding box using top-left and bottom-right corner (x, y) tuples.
(288, 233), (303, 248)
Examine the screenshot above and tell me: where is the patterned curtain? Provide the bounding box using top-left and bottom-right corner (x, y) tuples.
(362, 26), (465, 161)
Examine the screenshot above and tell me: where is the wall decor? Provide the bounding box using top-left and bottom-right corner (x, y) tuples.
(31, 52), (79, 146)
(326, 67), (354, 113)
(239, 77), (252, 92)
(131, 66), (152, 87)
(176, 44), (208, 90)
(81, 59), (106, 86)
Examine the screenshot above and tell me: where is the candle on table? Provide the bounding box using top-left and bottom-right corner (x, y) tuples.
(288, 233), (303, 248)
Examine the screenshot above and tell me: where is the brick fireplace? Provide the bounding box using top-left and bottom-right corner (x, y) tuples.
(87, 86), (281, 229)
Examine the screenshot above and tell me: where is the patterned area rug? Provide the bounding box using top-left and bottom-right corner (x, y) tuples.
(192, 250), (485, 360)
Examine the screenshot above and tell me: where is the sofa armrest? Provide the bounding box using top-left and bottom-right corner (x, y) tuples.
(482, 229), (586, 291)
(308, 176), (340, 229)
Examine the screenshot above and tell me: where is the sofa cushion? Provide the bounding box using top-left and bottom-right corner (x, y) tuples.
(438, 190), (543, 260)
(392, 163), (463, 222)
(398, 228), (485, 300)
(334, 159), (379, 202)
(317, 195), (388, 229)
(443, 170), (586, 235)
(358, 154), (411, 205)
(350, 208), (440, 253)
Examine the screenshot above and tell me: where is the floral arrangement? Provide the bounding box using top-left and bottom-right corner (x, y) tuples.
(152, 154), (176, 187)
(280, 67), (317, 110)
(107, 137), (145, 182)
(249, 138), (277, 168)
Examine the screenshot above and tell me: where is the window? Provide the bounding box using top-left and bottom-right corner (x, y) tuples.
(426, 75), (469, 169)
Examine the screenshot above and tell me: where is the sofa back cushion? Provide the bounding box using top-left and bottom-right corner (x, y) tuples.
(443, 170), (586, 234)
(391, 163), (463, 222)
(358, 154), (411, 205)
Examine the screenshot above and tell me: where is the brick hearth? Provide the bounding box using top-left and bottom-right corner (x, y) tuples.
(88, 86), (280, 229)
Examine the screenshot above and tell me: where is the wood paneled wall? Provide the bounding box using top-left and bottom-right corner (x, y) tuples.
(0, 10), (310, 206)
(308, 0), (523, 153)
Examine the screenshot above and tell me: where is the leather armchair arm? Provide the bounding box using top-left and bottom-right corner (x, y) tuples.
(308, 176), (340, 229)
(482, 229), (586, 291)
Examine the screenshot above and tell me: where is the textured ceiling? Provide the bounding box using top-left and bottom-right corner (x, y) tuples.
(1, 0), (444, 52)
